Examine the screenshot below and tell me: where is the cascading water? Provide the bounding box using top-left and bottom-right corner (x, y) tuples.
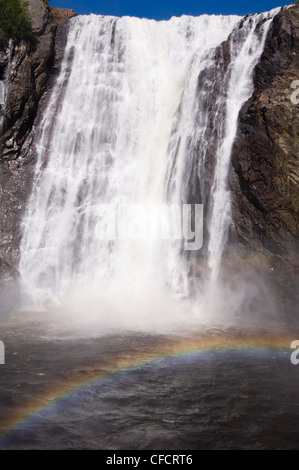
(0, 39), (13, 137)
(19, 9), (280, 330)
(206, 15), (276, 284)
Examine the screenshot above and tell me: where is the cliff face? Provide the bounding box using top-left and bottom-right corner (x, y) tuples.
(231, 4), (299, 256)
(230, 4), (299, 316)
(0, 0), (76, 310)
(0, 1), (76, 159)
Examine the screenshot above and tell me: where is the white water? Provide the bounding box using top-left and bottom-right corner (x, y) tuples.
(19, 10), (280, 332)
(0, 39), (13, 136)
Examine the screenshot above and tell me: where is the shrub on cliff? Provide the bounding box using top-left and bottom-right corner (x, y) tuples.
(0, 0), (36, 49)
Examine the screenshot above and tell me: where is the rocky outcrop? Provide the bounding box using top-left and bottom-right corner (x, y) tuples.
(0, 1), (76, 157)
(230, 4), (299, 318)
(0, 0), (76, 311)
(50, 6), (77, 25)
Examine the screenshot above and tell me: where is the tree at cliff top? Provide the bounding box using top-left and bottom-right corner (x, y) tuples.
(0, 0), (36, 49)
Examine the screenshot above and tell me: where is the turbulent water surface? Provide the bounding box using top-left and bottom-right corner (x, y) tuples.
(0, 313), (299, 450)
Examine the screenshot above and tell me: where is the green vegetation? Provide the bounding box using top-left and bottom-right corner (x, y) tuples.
(0, 0), (36, 49)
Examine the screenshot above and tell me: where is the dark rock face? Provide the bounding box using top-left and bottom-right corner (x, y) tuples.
(0, 0), (76, 312)
(230, 4), (299, 317)
(0, 1), (76, 155)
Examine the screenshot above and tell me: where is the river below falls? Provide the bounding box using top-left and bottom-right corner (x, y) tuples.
(0, 310), (299, 450)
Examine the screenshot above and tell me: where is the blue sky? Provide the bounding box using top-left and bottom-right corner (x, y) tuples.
(50, 0), (288, 19)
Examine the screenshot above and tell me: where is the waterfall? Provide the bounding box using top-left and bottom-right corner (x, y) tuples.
(0, 39), (13, 137)
(207, 14), (277, 284)
(19, 10), (280, 327)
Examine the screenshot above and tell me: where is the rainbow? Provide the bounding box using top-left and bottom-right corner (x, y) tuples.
(0, 331), (295, 444)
